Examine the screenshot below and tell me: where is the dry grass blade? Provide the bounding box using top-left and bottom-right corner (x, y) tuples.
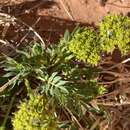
(90, 118), (100, 130)
(0, 39), (7, 45)
(104, 57), (130, 71)
(0, 13), (15, 23)
(0, 75), (18, 93)
(96, 101), (130, 106)
(59, 0), (74, 21)
(65, 107), (86, 130)
(15, 17), (45, 47)
(2, 22), (10, 39)
(17, 17), (41, 46)
(0, 12), (45, 47)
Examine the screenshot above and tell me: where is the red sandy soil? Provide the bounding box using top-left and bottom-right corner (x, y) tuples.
(0, 0), (130, 42)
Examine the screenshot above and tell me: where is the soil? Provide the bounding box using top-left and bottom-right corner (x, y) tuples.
(0, 0), (130, 43)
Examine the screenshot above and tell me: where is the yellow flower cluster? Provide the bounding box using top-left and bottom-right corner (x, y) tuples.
(68, 27), (101, 65)
(12, 95), (57, 130)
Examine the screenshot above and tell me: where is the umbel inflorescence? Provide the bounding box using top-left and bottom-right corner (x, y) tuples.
(68, 27), (101, 65)
(99, 14), (130, 55)
(12, 95), (57, 130)
(68, 14), (130, 65)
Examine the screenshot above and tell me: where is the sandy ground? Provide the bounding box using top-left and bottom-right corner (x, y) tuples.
(0, 0), (130, 42)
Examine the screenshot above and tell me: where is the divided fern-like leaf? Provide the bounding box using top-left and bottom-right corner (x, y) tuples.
(38, 72), (69, 102)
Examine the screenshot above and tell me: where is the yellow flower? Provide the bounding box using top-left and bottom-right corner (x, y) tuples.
(12, 95), (57, 130)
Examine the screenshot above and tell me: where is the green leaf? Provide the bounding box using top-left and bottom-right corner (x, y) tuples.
(48, 72), (58, 83)
(40, 72), (69, 101)
(55, 80), (67, 87)
(52, 76), (62, 84)
(16, 50), (30, 58)
(2, 72), (15, 77)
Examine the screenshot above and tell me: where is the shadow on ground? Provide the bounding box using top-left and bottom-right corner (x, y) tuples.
(0, 0), (93, 43)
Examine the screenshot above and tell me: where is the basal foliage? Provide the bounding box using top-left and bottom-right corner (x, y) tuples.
(0, 41), (105, 129)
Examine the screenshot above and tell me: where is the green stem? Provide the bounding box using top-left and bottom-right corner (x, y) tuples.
(1, 96), (15, 128)
(24, 78), (34, 98)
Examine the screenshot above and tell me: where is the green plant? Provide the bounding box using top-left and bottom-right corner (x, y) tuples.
(0, 41), (105, 129)
(68, 27), (101, 65)
(0, 126), (5, 130)
(38, 72), (69, 104)
(12, 95), (58, 130)
(99, 14), (130, 54)
(1, 14), (130, 130)
(0, 18), (120, 129)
